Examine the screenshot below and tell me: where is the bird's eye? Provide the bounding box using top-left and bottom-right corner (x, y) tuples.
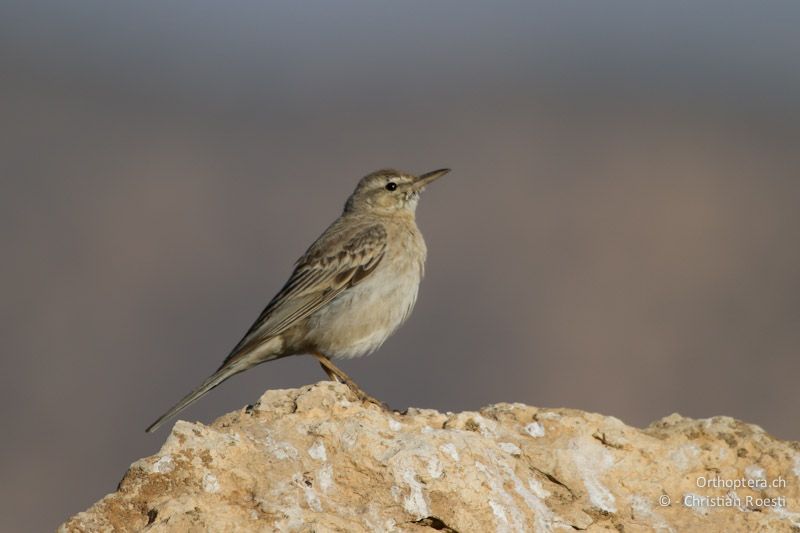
(385, 182), (397, 191)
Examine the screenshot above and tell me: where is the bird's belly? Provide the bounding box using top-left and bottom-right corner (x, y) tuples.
(305, 266), (420, 360)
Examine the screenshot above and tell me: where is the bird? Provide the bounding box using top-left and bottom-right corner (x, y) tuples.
(146, 168), (450, 432)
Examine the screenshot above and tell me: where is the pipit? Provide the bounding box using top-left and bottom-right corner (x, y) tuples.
(146, 168), (450, 432)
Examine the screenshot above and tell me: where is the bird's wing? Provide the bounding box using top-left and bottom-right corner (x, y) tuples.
(221, 221), (387, 366)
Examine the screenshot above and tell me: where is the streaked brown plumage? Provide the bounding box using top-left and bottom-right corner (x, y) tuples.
(146, 168), (450, 432)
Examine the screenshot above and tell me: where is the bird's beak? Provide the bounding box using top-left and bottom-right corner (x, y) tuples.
(412, 168), (451, 191)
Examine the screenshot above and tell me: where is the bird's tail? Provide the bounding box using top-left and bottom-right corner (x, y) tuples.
(146, 344), (283, 433)
(145, 362), (245, 433)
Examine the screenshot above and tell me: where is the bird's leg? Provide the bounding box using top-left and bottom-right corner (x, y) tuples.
(312, 353), (388, 409)
(313, 352), (359, 389)
(313, 353), (350, 385)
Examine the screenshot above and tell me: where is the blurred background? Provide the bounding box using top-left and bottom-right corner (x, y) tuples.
(2, 1), (799, 529)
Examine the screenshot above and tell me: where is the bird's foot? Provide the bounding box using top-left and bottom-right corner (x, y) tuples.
(312, 352), (390, 410)
(345, 383), (391, 411)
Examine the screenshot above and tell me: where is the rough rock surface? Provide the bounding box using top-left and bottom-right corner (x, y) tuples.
(61, 382), (800, 532)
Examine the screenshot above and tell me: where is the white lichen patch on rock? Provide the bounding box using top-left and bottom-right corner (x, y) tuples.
(669, 443), (701, 471)
(630, 494), (673, 533)
(476, 461), (526, 532)
(60, 382), (800, 533)
(569, 437), (617, 513)
(317, 463), (334, 493)
(264, 432), (299, 460)
(439, 442), (459, 461)
(201, 472), (220, 493)
(307, 440), (327, 461)
(397, 460), (429, 517)
(498, 442), (522, 456)
(525, 421), (546, 437)
(745, 464), (766, 482)
(151, 454), (174, 474)
(294, 473), (322, 512)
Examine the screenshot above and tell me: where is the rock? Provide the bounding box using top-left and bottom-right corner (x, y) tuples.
(60, 382), (800, 532)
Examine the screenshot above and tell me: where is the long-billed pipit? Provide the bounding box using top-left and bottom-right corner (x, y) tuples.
(146, 168), (450, 432)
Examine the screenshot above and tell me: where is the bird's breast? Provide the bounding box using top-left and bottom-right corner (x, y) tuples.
(305, 224), (426, 359)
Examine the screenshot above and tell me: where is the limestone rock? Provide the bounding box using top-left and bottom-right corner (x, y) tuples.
(60, 382), (800, 532)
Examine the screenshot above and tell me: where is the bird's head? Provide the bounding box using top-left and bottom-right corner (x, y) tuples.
(344, 168), (450, 216)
